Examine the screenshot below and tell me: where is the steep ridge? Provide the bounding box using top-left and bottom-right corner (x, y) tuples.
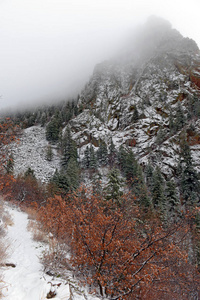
(67, 16), (200, 177)
(7, 17), (200, 182)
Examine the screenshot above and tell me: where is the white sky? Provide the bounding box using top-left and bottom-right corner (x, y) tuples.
(0, 0), (200, 110)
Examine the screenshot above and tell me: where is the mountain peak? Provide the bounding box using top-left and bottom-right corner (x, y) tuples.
(133, 16), (199, 58)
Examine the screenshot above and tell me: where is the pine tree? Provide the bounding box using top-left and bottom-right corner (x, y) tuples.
(97, 141), (108, 166)
(89, 145), (97, 170)
(179, 139), (200, 204)
(135, 164), (151, 208)
(41, 113), (47, 127)
(5, 153), (14, 174)
(117, 145), (127, 173)
(105, 168), (123, 205)
(124, 150), (137, 181)
(83, 145), (97, 170)
(92, 172), (102, 195)
(108, 138), (116, 166)
(46, 117), (61, 143)
(151, 166), (165, 209)
(145, 163), (154, 192)
(118, 149), (150, 207)
(193, 94), (200, 117)
(46, 145), (53, 161)
(132, 105), (139, 123)
(188, 94), (200, 119)
(165, 180), (180, 215)
(66, 158), (79, 191)
(83, 146), (90, 169)
(61, 128), (78, 170)
(175, 101), (185, 131)
(24, 167), (36, 179)
(51, 169), (70, 195)
(54, 110), (62, 128)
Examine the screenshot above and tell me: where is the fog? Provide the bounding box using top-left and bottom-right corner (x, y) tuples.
(0, 0), (200, 111)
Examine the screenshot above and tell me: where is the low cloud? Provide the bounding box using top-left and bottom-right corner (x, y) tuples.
(0, 0), (199, 111)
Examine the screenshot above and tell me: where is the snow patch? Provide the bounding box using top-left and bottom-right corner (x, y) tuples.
(10, 126), (60, 182)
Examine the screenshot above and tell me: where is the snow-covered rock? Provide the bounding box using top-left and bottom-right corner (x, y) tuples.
(65, 18), (200, 177)
(8, 18), (200, 180)
(10, 126), (60, 182)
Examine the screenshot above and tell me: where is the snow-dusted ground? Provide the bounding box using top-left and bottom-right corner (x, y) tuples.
(0, 205), (101, 300)
(10, 126), (60, 183)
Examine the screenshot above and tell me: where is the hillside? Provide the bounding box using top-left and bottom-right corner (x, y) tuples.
(6, 17), (200, 186)
(1, 17), (200, 300)
(69, 17), (200, 177)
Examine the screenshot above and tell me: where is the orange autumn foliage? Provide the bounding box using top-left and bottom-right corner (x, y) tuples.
(0, 118), (18, 194)
(37, 188), (200, 299)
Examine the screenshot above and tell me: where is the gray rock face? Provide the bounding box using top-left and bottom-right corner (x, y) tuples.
(9, 19), (200, 180)
(67, 22), (200, 177)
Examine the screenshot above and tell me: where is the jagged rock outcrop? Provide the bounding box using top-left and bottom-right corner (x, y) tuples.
(9, 17), (200, 182)
(67, 16), (200, 177)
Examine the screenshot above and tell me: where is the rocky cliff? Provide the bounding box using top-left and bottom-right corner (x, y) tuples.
(8, 17), (200, 182)
(67, 17), (200, 177)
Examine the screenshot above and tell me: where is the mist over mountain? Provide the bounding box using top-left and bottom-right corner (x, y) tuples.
(2, 17), (200, 299)
(8, 16), (200, 178)
(1, 12), (199, 112)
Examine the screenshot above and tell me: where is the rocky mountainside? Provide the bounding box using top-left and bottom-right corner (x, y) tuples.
(7, 17), (200, 184)
(67, 16), (200, 178)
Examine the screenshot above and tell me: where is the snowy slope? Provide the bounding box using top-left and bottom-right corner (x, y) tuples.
(10, 126), (60, 182)
(0, 205), (102, 300)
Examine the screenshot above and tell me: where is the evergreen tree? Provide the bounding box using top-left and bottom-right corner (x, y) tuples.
(92, 172), (103, 195)
(145, 163), (154, 192)
(46, 145), (53, 161)
(41, 113), (47, 127)
(105, 168), (123, 205)
(124, 150), (137, 181)
(97, 141), (108, 166)
(5, 153), (14, 174)
(131, 164), (151, 208)
(165, 180), (180, 217)
(26, 113), (36, 127)
(108, 138), (116, 166)
(117, 145), (127, 173)
(82, 145), (97, 170)
(118, 148), (150, 207)
(24, 167), (36, 179)
(132, 105), (139, 123)
(89, 145), (97, 170)
(61, 128), (78, 170)
(188, 94), (200, 119)
(175, 101), (185, 131)
(46, 117), (61, 143)
(51, 169), (70, 195)
(83, 146), (90, 169)
(66, 158), (79, 191)
(65, 103), (73, 123)
(51, 159), (79, 195)
(179, 139), (200, 204)
(193, 94), (200, 117)
(54, 110), (62, 128)
(151, 166), (165, 209)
